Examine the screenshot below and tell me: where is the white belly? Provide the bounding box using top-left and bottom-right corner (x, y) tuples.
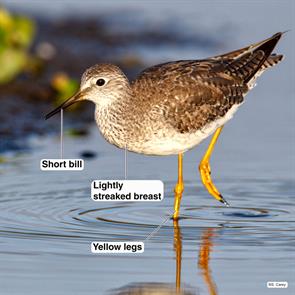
(134, 104), (242, 155)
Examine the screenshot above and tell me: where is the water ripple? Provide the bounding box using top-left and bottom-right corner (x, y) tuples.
(0, 178), (294, 255)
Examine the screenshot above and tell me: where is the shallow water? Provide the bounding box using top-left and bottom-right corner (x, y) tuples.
(1, 125), (294, 294)
(1, 1), (295, 294)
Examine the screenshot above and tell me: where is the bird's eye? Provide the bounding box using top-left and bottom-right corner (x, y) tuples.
(96, 79), (105, 86)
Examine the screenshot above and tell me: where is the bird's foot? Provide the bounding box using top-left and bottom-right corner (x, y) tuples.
(199, 160), (229, 206)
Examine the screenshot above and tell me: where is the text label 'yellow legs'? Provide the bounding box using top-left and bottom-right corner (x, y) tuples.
(199, 126), (229, 206)
(173, 153), (184, 220)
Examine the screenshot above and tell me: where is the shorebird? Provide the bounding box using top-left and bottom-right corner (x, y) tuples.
(46, 32), (284, 220)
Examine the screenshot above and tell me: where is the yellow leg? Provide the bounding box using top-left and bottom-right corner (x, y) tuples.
(173, 153), (184, 220)
(199, 126), (229, 206)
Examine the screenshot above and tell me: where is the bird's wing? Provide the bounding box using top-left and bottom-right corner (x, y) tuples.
(131, 33), (283, 133)
(132, 61), (246, 133)
(160, 71), (246, 133)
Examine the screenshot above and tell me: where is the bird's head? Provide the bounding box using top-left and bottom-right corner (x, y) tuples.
(45, 64), (130, 120)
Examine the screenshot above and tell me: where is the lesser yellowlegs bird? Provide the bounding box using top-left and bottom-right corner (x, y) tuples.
(46, 32), (284, 220)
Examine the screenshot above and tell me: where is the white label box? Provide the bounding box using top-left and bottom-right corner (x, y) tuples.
(91, 180), (164, 201)
(91, 242), (144, 254)
(267, 282), (288, 288)
(40, 159), (84, 171)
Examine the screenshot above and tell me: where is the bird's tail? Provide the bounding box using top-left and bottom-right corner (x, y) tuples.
(261, 53), (284, 71)
(223, 32), (284, 85)
(212, 32), (285, 89)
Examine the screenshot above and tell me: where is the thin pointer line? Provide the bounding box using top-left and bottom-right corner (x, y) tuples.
(124, 143), (127, 179)
(144, 211), (173, 242)
(60, 108), (63, 159)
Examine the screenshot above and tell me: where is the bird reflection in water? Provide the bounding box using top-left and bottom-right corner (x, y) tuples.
(198, 227), (218, 295)
(111, 221), (218, 295)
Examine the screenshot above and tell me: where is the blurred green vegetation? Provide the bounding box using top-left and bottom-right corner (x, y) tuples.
(0, 7), (79, 108)
(0, 7), (35, 83)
